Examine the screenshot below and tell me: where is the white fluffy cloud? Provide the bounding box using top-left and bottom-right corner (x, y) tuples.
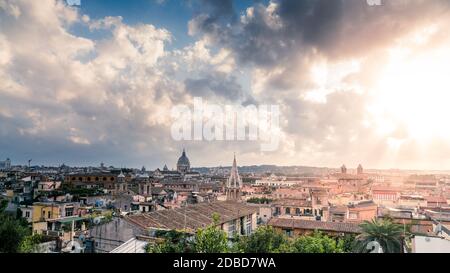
(1, 0), (450, 169)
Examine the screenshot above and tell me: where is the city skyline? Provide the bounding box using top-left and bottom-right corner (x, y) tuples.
(4, 152), (450, 174)
(1, 0), (450, 170)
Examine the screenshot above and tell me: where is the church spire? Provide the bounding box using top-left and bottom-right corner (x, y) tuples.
(226, 153), (242, 201)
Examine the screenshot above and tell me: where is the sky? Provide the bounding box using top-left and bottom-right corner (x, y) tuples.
(1, 0), (450, 170)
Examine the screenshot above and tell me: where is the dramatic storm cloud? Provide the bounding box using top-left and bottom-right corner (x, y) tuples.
(1, 0), (450, 169)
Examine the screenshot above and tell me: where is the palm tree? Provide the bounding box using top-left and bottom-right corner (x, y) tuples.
(354, 218), (405, 253)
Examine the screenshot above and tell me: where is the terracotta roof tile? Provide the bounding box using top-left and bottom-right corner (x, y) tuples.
(268, 218), (362, 234)
(125, 201), (258, 232)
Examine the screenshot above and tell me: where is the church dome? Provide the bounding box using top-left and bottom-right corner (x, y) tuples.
(177, 149), (190, 173)
(177, 151), (190, 166)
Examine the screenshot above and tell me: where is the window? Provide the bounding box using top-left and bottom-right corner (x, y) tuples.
(48, 211), (51, 218)
(295, 208), (301, 215)
(228, 220), (236, 237)
(65, 208), (74, 217)
(275, 207), (281, 216)
(25, 211), (30, 218)
(348, 213), (358, 220)
(283, 229), (293, 237)
(285, 208), (290, 215)
(246, 215), (252, 235)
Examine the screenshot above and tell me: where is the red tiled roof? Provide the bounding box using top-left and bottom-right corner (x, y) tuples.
(125, 201), (258, 232)
(425, 196), (447, 203)
(268, 218), (362, 234)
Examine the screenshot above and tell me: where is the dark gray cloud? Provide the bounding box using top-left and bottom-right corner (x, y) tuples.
(191, 0), (450, 66)
(187, 0), (450, 169)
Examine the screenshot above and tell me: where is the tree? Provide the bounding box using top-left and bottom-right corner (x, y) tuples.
(354, 218), (405, 253)
(0, 199), (33, 253)
(0, 199), (7, 213)
(247, 197), (272, 204)
(146, 214), (228, 253)
(234, 226), (289, 253)
(146, 230), (194, 253)
(289, 231), (345, 253)
(340, 234), (357, 253)
(0, 213), (30, 253)
(193, 213), (229, 253)
(19, 234), (45, 253)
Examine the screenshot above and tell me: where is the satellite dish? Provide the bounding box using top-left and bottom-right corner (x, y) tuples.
(65, 194), (72, 201)
(93, 216), (104, 225)
(64, 241), (85, 253)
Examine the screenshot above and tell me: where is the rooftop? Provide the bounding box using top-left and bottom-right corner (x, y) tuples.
(110, 237), (148, 253)
(348, 200), (377, 209)
(125, 201), (258, 232)
(268, 218), (362, 234)
(272, 198), (311, 207)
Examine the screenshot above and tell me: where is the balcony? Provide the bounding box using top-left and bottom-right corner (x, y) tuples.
(43, 230), (64, 237)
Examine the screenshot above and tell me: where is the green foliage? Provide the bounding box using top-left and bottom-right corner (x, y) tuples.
(60, 184), (102, 197)
(247, 197), (272, 204)
(147, 213), (228, 253)
(354, 218), (405, 253)
(0, 199), (34, 253)
(19, 234), (45, 253)
(145, 217), (358, 254)
(0, 211), (30, 253)
(233, 227), (352, 253)
(340, 234), (357, 253)
(194, 224), (229, 253)
(0, 199), (8, 213)
(104, 211), (113, 222)
(234, 226), (288, 253)
(211, 212), (221, 224)
(146, 230), (194, 253)
(289, 231), (345, 253)
(16, 208), (23, 219)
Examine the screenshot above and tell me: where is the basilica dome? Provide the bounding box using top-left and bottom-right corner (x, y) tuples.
(177, 149), (190, 173)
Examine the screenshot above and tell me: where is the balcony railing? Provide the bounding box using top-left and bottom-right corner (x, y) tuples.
(43, 230), (64, 237)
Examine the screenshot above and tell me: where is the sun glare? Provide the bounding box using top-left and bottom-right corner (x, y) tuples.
(370, 46), (450, 142)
